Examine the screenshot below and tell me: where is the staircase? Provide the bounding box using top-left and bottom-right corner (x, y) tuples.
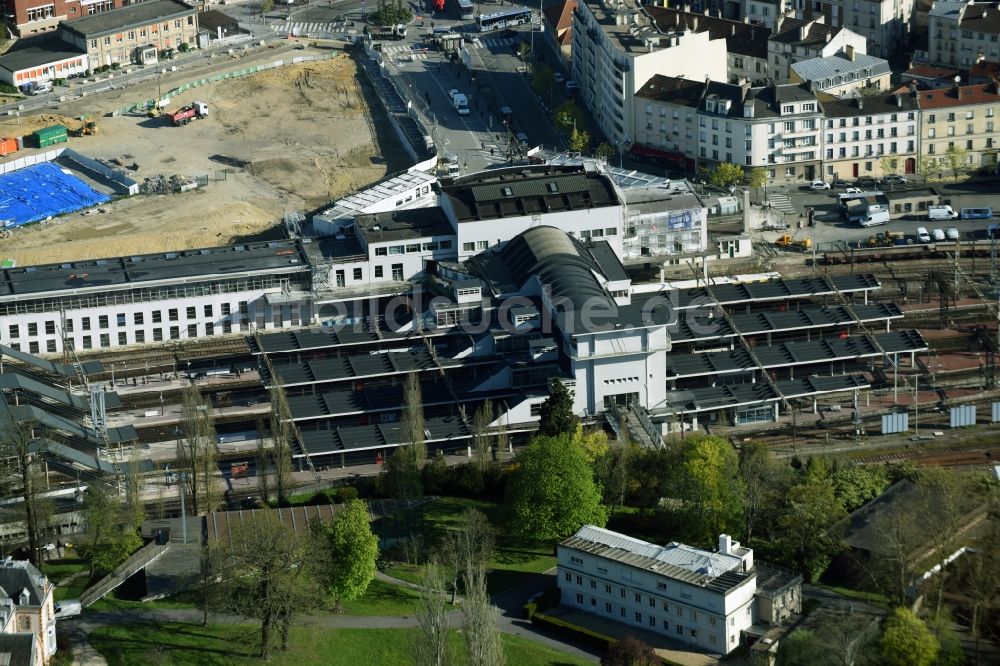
(79, 541), (169, 607)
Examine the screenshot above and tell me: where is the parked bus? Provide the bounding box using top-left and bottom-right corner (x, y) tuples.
(454, 0), (475, 20)
(477, 7), (532, 32)
(960, 207), (993, 219)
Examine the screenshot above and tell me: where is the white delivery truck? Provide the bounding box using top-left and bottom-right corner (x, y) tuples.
(927, 205), (958, 221)
(860, 209), (890, 227)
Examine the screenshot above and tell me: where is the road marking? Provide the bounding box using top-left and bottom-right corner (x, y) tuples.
(768, 193), (798, 214)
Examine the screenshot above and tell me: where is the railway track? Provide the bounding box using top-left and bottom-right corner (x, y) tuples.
(74, 336), (254, 380)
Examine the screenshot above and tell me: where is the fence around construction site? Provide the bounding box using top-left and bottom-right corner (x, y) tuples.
(112, 51), (343, 117)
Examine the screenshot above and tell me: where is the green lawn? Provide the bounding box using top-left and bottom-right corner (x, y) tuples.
(91, 624), (592, 666)
(387, 496), (557, 596)
(42, 558), (93, 602)
(337, 578), (429, 616)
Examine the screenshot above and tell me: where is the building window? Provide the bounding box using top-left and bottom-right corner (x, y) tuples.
(117, 332), (127, 346)
(353, 268), (363, 281)
(98, 315), (109, 328)
(391, 264), (404, 282)
(374, 266), (384, 278)
(81, 336), (92, 349)
(99, 334), (110, 347)
(576, 576), (582, 585)
(135, 330), (145, 344)
(605, 584), (611, 593)
(170, 326), (180, 340)
(169, 308), (178, 321)
(576, 593), (583, 604)
(564, 573), (571, 582)
(376, 247), (388, 256)
(590, 580), (597, 589)
(605, 602), (612, 613)
(635, 612), (642, 623)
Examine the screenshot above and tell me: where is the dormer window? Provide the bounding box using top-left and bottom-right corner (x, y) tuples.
(18, 589), (29, 606)
(782, 104), (795, 113)
(501, 186), (513, 197)
(546, 182), (559, 193)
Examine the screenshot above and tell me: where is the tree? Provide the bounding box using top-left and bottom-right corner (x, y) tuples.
(260, 0), (274, 16)
(125, 447), (145, 531)
(738, 440), (784, 546)
(225, 511), (316, 659)
(601, 635), (659, 666)
(80, 483), (141, 576)
(439, 508), (494, 604)
(595, 142), (614, 162)
(569, 127), (590, 153)
(531, 64), (555, 103)
(0, 420), (50, 566)
(571, 424), (608, 464)
(710, 162), (745, 190)
(776, 629), (826, 666)
(383, 445), (423, 499)
(748, 166), (768, 193)
(310, 499), (379, 611)
(831, 464), (890, 513)
(881, 607), (939, 666)
(926, 608), (965, 666)
(462, 555), (504, 666)
(177, 385), (218, 515)
(400, 371), (427, 463)
(506, 433), (607, 540)
(553, 100), (584, 136)
(916, 156), (939, 179)
(678, 435), (743, 546)
(416, 560), (451, 666)
(269, 382), (294, 504)
(879, 156), (899, 176)
(255, 417), (270, 504)
(869, 498), (924, 605)
(471, 400), (495, 472)
(198, 543), (222, 627)
(943, 145), (970, 180)
(538, 378), (578, 437)
(777, 476), (846, 581)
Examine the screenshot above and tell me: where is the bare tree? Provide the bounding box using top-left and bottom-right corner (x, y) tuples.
(125, 446), (145, 531)
(254, 417), (270, 504)
(439, 508), (494, 604)
(177, 386), (219, 515)
(869, 500), (924, 605)
(471, 400), (494, 471)
(462, 560), (504, 666)
(268, 383), (293, 504)
(224, 511), (317, 659)
(416, 559), (451, 666)
(400, 371), (426, 463)
(0, 419), (48, 566)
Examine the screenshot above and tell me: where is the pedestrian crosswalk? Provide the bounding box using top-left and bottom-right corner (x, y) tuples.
(477, 36), (519, 50)
(768, 193), (797, 214)
(280, 20), (348, 36)
(381, 44), (432, 60)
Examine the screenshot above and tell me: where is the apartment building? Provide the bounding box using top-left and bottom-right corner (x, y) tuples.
(928, 0), (1000, 68)
(841, 0), (916, 57)
(58, 0), (199, 68)
(0, 559), (56, 665)
(789, 48), (891, 97)
(557, 527), (802, 656)
(645, 6), (774, 85)
(768, 15), (867, 82)
(3, 0), (133, 37)
(917, 81), (1000, 174)
(821, 91), (921, 179)
(571, 0), (728, 147)
(633, 75), (823, 183)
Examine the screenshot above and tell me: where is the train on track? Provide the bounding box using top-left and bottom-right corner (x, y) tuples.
(817, 238), (1000, 266)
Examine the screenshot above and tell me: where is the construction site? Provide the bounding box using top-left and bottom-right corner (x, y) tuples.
(0, 44), (407, 266)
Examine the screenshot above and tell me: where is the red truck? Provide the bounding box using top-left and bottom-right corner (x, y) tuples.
(167, 101), (209, 126)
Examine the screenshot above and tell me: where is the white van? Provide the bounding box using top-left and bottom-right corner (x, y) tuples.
(54, 600), (82, 619)
(927, 205), (958, 221)
(917, 227), (931, 243)
(860, 210), (890, 227)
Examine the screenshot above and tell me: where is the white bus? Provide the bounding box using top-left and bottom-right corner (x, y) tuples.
(477, 7), (531, 32)
(454, 0), (475, 20)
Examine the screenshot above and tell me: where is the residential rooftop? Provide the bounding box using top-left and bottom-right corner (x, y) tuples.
(646, 6), (771, 58)
(560, 525), (753, 594)
(821, 91), (919, 117)
(771, 16), (847, 49)
(635, 74), (819, 119)
(791, 52), (891, 90)
(916, 81), (1000, 109)
(60, 0), (197, 38)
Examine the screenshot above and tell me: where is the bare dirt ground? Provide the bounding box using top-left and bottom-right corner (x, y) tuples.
(0, 47), (402, 266)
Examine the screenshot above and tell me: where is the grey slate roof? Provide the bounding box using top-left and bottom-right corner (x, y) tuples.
(790, 53), (891, 88)
(0, 33), (84, 73)
(60, 0), (197, 38)
(0, 343), (104, 376)
(263, 348), (495, 387)
(821, 91), (921, 117)
(0, 559), (47, 607)
(0, 633), (36, 666)
(354, 206), (454, 245)
(634, 75), (819, 119)
(249, 322), (460, 355)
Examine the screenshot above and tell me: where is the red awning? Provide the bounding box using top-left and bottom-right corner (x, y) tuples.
(629, 144), (686, 164)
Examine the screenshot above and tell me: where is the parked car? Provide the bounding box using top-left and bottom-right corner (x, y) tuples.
(844, 187), (863, 195)
(832, 178), (851, 189)
(946, 227), (960, 240)
(809, 180), (831, 191)
(856, 176), (879, 188)
(917, 227), (931, 243)
(932, 228), (946, 241)
(883, 174), (908, 185)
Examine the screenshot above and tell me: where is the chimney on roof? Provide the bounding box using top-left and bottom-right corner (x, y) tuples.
(895, 92), (903, 106)
(909, 80), (918, 97)
(731, 23), (736, 35)
(856, 95), (863, 109)
(719, 534), (733, 555)
(774, 15), (784, 35)
(845, 44), (856, 62)
(703, 7), (709, 15)
(741, 80), (751, 101)
(692, 16), (698, 30)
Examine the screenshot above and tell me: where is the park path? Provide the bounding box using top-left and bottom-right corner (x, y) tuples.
(68, 570), (599, 665)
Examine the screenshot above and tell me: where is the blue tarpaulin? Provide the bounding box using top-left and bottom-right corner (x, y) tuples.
(0, 161), (110, 229)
